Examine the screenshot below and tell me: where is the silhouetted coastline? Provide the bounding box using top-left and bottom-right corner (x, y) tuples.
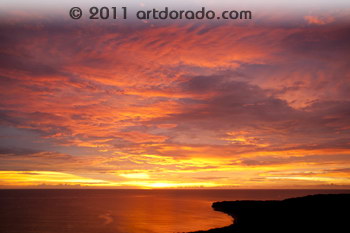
(190, 193), (350, 233)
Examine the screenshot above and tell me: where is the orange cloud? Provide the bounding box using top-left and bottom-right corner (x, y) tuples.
(0, 12), (350, 188)
(304, 15), (335, 25)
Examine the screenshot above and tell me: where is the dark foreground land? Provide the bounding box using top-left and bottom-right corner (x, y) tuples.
(191, 194), (350, 233)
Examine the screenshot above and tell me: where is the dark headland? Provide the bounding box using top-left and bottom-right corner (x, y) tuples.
(190, 193), (350, 233)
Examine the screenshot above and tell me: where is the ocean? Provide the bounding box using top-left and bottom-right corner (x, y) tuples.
(0, 189), (348, 233)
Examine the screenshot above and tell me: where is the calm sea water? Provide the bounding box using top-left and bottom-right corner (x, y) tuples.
(0, 189), (349, 233)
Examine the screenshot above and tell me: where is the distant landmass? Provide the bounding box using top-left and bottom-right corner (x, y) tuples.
(190, 194), (350, 233)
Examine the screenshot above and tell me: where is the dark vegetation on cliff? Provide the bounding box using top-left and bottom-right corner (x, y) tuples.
(191, 194), (350, 233)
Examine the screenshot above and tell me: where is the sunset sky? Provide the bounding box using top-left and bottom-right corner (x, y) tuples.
(0, 1), (350, 188)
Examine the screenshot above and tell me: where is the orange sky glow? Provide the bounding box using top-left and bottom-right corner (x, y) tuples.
(0, 8), (350, 189)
